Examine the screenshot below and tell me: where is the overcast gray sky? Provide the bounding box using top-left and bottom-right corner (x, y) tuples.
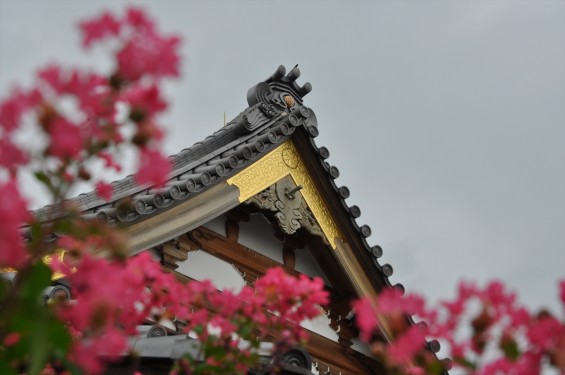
(1, 0), (564, 314)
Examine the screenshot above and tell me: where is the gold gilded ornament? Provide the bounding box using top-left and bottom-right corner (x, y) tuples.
(227, 140), (342, 248)
(283, 95), (296, 108)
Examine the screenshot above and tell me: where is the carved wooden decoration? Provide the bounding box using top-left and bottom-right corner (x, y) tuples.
(227, 141), (342, 248)
(245, 175), (326, 243)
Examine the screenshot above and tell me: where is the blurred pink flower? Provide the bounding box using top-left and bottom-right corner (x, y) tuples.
(135, 148), (171, 186)
(95, 181), (113, 201)
(47, 117), (83, 158)
(352, 298), (378, 341)
(0, 88), (42, 133)
(0, 138), (28, 173)
(123, 83), (167, 119)
(78, 11), (121, 48)
(3, 332), (21, 347)
(387, 325), (426, 366)
(0, 180), (30, 267)
(117, 31), (181, 82)
(125, 7), (155, 32)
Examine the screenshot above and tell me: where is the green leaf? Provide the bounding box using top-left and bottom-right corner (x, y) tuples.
(426, 359), (448, 375)
(453, 356), (476, 370)
(204, 344), (227, 358)
(0, 359), (18, 375)
(499, 335), (520, 361)
(33, 171), (54, 193)
(56, 357), (83, 375)
(14, 308), (71, 375)
(26, 307), (70, 375)
(194, 362), (219, 375)
(6, 262), (66, 375)
(0, 276), (5, 299)
(47, 319), (71, 353)
(25, 221), (44, 252)
(20, 262), (52, 305)
(52, 219), (73, 236)
(28, 313), (49, 375)
(238, 323), (253, 338)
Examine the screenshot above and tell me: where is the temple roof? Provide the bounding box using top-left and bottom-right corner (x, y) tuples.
(25, 65), (455, 370)
(33, 64), (397, 290)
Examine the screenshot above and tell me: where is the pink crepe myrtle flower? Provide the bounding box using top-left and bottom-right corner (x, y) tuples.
(2, 332), (21, 347)
(0, 180), (30, 267)
(527, 314), (565, 351)
(387, 325), (427, 366)
(70, 327), (127, 374)
(78, 11), (121, 48)
(208, 290), (243, 317)
(0, 138), (28, 174)
(37, 65), (65, 94)
(352, 298), (378, 342)
(0, 87), (42, 133)
(353, 279), (565, 374)
(480, 280), (516, 312)
(135, 148), (171, 187)
(95, 181), (113, 201)
(46, 116), (83, 159)
(98, 151), (122, 172)
(78, 7), (181, 83)
(122, 83), (168, 119)
(37, 65), (108, 112)
(254, 267), (328, 322)
(125, 7), (155, 32)
(116, 31), (181, 82)
(57, 252), (179, 372)
(0, 93), (26, 133)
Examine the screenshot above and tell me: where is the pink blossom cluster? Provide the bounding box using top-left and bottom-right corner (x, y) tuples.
(0, 180), (31, 267)
(51, 250), (327, 374)
(0, 7), (180, 270)
(79, 8), (180, 81)
(353, 280), (565, 374)
(167, 268), (328, 374)
(0, 6), (179, 230)
(50, 251), (172, 373)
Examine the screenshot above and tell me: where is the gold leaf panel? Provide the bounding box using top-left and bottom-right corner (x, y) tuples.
(227, 141), (341, 249)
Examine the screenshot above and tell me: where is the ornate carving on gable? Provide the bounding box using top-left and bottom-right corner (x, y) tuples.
(247, 184), (278, 211)
(299, 202), (325, 241)
(227, 141), (342, 248)
(245, 177), (326, 243)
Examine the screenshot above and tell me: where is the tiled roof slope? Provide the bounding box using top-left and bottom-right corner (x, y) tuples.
(32, 65), (398, 289)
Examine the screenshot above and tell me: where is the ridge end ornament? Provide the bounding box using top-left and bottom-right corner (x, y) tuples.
(231, 65), (317, 136)
(247, 65), (312, 109)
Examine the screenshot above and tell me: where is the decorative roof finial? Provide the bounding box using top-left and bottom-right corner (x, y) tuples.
(247, 65), (312, 108)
